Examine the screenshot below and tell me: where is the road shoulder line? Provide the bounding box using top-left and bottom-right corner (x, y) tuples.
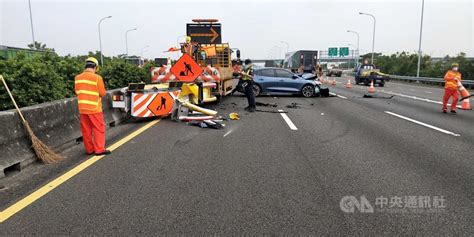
(0, 119), (161, 223)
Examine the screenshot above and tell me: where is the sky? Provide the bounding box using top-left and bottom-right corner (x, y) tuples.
(0, 0), (473, 60)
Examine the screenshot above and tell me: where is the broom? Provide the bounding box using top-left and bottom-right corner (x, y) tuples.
(1, 75), (63, 164)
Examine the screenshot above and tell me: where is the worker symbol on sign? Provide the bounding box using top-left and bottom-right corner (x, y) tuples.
(180, 62), (194, 76)
(157, 96), (167, 110)
(170, 53), (203, 83)
(148, 92), (174, 116)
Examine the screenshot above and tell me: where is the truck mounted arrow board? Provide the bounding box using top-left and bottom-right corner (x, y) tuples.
(186, 23), (222, 44)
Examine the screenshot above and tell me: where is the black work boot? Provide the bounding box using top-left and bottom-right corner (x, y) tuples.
(95, 150), (112, 155)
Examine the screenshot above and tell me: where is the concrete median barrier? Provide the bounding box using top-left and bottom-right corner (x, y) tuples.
(0, 90), (127, 178)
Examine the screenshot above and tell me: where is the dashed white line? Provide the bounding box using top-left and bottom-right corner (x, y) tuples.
(223, 130), (232, 137)
(329, 92), (348, 99)
(381, 90), (462, 109)
(278, 110), (298, 130)
(384, 111), (460, 137)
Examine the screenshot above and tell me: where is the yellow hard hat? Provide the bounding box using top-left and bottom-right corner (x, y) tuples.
(186, 36), (192, 43)
(86, 57), (100, 72)
(451, 63), (459, 68)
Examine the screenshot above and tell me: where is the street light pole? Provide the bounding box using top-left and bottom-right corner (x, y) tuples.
(276, 46), (282, 59)
(359, 12), (376, 64)
(28, 0), (35, 46)
(141, 45), (150, 58)
(125, 28), (137, 57)
(416, 0), (425, 78)
(348, 43), (357, 69)
(98, 16), (112, 67)
(347, 30), (360, 67)
(280, 41), (290, 56)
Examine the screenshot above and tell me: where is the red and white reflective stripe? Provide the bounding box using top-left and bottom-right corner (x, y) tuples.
(202, 82), (217, 88)
(169, 90), (180, 100)
(198, 66), (220, 82)
(131, 93), (156, 117)
(151, 66), (172, 83)
(158, 72), (176, 83)
(152, 66), (220, 83)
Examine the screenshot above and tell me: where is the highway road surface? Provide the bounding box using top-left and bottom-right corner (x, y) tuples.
(1, 77), (473, 235)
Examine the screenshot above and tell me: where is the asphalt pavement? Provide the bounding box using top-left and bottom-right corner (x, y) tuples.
(1, 78), (473, 235)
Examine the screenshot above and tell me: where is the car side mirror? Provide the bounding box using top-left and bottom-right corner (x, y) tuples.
(292, 75), (298, 79)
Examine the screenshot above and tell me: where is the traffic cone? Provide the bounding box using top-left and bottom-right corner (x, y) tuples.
(345, 79), (352, 89)
(368, 80), (375, 93)
(461, 98), (471, 110)
(457, 80), (471, 101)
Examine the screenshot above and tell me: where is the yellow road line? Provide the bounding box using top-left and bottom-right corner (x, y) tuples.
(0, 119), (160, 223)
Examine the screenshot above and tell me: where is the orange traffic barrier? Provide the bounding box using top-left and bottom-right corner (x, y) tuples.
(345, 79), (352, 89)
(461, 98), (471, 110)
(457, 80), (471, 101)
(368, 80), (375, 93)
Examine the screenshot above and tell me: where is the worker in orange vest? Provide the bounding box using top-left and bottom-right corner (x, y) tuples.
(74, 57), (111, 155)
(442, 63), (462, 114)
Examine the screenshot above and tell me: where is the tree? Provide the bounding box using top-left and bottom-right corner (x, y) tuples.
(27, 41), (53, 51)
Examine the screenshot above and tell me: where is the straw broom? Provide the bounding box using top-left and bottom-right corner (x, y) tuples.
(1, 75), (63, 164)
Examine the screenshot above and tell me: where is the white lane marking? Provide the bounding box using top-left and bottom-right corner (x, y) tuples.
(329, 92), (348, 99)
(278, 110), (298, 130)
(384, 111), (460, 137)
(223, 130), (232, 137)
(425, 91), (433, 94)
(381, 90), (462, 109)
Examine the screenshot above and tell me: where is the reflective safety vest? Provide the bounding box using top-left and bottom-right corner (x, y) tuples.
(444, 70), (462, 90)
(243, 65), (254, 81)
(74, 71), (106, 114)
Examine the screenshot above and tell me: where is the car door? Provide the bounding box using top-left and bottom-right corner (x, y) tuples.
(254, 69), (277, 93)
(273, 69), (301, 93)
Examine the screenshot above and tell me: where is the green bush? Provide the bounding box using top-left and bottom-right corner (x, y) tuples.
(0, 52), (153, 111)
(0, 53), (69, 110)
(362, 52), (474, 79)
(101, 59), (149, 88)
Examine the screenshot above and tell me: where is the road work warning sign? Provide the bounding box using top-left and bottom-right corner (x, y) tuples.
(170, 54), (203, 83)
(147, 92), (174, 116)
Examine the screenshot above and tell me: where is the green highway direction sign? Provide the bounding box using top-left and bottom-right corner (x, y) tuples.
(339, 47), (349, 57)
(328, 47), (338, 57)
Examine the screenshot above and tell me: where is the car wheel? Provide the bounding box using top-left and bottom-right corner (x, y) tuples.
(301, 84), (315, 98)
(253, 84), (261, 97)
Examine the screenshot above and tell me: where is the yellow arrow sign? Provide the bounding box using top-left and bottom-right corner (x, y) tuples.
(190, 28), (219, 43)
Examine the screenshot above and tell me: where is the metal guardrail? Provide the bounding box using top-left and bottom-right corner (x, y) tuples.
(342, 71), (473, 89)
(389, 75), (474, 89)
